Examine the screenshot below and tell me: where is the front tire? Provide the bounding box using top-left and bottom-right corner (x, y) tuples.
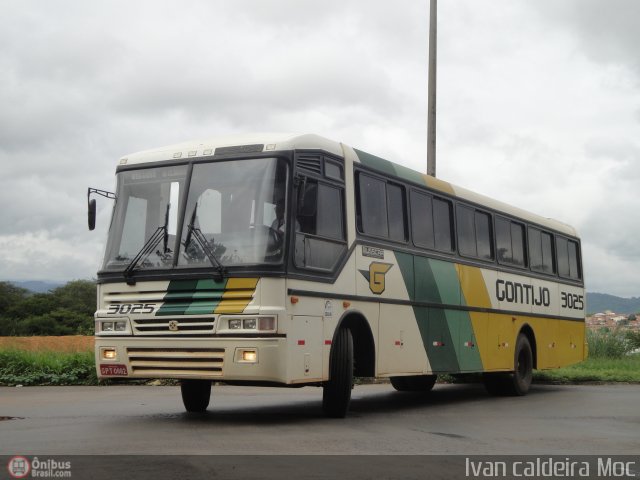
(322, 327), (354, 418)
(181, 379), (211, 412)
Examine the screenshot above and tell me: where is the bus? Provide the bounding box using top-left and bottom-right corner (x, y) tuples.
(88, 133), (586, 417)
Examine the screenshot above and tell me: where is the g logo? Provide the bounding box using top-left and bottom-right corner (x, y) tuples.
(359, 262), (393, 294)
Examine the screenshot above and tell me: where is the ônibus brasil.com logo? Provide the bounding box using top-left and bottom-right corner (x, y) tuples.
(7, 456), (30, 479)
(7, 456), (72, 478)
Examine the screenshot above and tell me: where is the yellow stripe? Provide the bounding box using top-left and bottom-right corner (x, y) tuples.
(455, 264), (495, 369)
(424, 175), (455, 195)
(455, 264), (491, 308)
(214, 278), (259, 314)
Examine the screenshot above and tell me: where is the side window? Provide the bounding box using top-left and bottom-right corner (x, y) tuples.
(411, 190), (454, 252)
(358, 174), (388, 237)
(325, 161), (344, 181)
(496, 216), (526, 267)
(475, 211), (493, 260)
(411, 191), (434, 249)
(568, 241), (581, 279)
(316, 184), (344, 240)
(557, 236), (581, 280)
(387, 183), (406, 242)
(294, 178), (346, 272)
(356, 173), (407, 242)
(529, 227), (555, 274)
(541, 231), (555, 274)
(457, 205), (476, 257)
(456, 204), (494, 261)
(556, 237), (570, 278)
(433, 198), (454, 252)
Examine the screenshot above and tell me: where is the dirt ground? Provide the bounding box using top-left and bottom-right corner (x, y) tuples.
(0, 336), (94, 352)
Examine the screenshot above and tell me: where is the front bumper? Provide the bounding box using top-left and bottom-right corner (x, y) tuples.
(95, 336), (287, 383)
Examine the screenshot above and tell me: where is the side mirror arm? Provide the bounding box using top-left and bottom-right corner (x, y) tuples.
(87, 187), (116, 231)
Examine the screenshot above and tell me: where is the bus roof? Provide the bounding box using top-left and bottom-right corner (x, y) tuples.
(118, 132), (578, 238)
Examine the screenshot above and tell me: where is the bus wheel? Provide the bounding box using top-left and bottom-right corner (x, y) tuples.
(390, 375), (437, 392)
(511, 333), (533, 396)
(322, 327), (354, 418)
(483, 334), (533, 396)
(181, 379), (211, 412)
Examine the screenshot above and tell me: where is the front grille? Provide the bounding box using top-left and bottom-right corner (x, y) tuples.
(127, 347), (225, 378)
(132, 317), (215, 335)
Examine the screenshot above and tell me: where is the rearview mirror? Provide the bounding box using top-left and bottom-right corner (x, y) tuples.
(88, 198), (97, 231)
(87, 187), (116, 231)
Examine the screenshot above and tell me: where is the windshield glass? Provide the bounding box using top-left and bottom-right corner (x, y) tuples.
(178, 157), (288, 267)
(102, 157), (288, 273)
(103, 165), (187, 271)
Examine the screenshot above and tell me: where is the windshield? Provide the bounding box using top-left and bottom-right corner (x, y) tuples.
(102, 157), (288, 273)
(103, 165), (187, 271)
(178, 157), (288, 267)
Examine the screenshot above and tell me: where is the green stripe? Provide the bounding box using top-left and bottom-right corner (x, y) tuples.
(354, 148), (396, 176)
(396, 253), (459, 372)
(156, 278), (228, 316)
(354, 148), (428, 186)
(395, 252), (483, 373)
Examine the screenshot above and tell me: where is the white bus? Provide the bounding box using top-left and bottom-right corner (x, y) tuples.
(89, 133), (586, 417)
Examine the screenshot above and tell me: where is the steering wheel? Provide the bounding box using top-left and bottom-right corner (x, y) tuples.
(182, 239), (205, 262)
(265, 226), (283, 258)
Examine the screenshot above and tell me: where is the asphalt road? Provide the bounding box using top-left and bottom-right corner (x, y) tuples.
(1, 383), (638, 456)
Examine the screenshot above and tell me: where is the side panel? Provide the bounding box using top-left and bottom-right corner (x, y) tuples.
(378, 304), (428, 375)
(287, 315), (323, 382)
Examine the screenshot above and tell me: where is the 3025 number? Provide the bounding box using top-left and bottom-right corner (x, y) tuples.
(561, 292), (584, 310)
(107, 303), (155, 315)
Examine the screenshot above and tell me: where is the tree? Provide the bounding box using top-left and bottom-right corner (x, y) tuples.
(0, 280), (96, 336)
(0, 282), (29, 317)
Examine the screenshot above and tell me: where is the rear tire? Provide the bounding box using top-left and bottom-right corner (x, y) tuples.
(511, 334), (533, 395)
(390, 375), (437, 392)
(483, 333), (533, 396)
(181, 379), (211, 412)
(322, 327), (354, 418)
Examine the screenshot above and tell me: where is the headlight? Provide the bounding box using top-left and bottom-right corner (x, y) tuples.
(221, 316), (276, 333)
(97, 319), (131, 335)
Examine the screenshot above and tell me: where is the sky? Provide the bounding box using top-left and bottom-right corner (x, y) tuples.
(1, 0), (638, 297)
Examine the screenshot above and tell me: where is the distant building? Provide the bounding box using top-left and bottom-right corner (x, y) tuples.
(586, 312), (640, 331)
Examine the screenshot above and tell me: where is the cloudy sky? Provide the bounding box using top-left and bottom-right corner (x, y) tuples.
(1, 0), (638, 297)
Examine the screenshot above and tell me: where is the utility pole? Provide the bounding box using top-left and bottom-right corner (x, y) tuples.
(426, 0), (437, 177)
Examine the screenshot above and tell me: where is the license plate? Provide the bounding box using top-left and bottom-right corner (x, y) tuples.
(100, 364), (128, 376)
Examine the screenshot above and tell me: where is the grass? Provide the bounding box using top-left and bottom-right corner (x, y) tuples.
(533, 329), (640, 384)
(533, 355), (640, 384)
(0, 349), (98, 386)
(1, 329), (639, 386)
(586, 328), (631, 359)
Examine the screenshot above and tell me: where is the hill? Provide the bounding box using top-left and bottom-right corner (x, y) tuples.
(586, 293), (640, 315)
(10, 281), (64, 293)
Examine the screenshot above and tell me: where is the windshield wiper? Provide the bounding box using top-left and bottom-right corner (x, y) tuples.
(184, 204), (226, 281)
(124, 204), (172, 285)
